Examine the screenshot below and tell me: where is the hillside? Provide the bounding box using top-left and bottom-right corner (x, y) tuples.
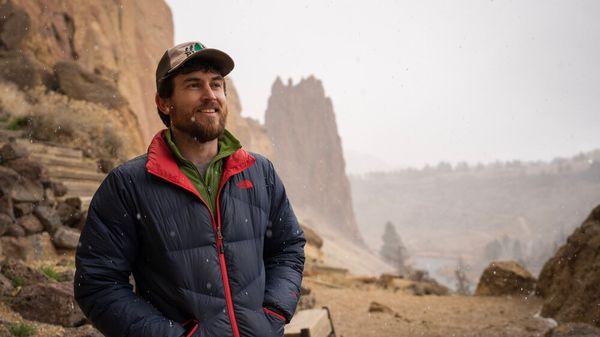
(350, 150), (600, 284)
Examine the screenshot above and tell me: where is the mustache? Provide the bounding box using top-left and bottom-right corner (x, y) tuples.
(194, 103), (221, 112)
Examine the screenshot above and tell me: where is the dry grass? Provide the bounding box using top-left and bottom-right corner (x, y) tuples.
(0, 82), (143, 162)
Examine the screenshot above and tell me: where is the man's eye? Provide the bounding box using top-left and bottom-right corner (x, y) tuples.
(188, 83), (200, 88)
(211, 82), (223, 88)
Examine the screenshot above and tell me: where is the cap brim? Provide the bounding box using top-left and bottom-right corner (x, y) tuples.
(166, 48), (235, 78)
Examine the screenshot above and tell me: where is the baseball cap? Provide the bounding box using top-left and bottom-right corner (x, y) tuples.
(155, 41), (234, 90)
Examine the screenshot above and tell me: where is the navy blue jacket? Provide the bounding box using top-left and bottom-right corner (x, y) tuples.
(74, 130), (306, 337)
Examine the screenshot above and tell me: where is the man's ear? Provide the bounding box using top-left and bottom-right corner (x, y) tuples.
(155, 93), (171, 115)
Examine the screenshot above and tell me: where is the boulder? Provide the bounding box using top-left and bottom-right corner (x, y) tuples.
(65, 197), (82, 211)
(56, 202), (82, 228)
(13, 202), (34, 217)
(43, 187), (57, 206)
(537, 205), (600, 327)
(52, 181), (69, 198)
(11, 178), (44, 203)
(0, 258), (47, 287)
(0, 232), (58, 261)
(368, 301), (395, 315)
(0, 212), (12, 235)
(475, 261), (535, 297)
(0, 50), (52, 90)
(0, 165), (19, 194)
(16, 214), (43, 234)
(0, 272), (12, 295)
(63, 325), (103, 337)
(406, 280), (449, 296)
(53, 226), (80, 249)
(5, 157), (46, 181)
(53, 61), (127, 110)
(34, 205), (62, 234)
(0, 142), (28, 163)
(11, 282), (86, 326)
(0, 195), (14, 218)
(3, 223), (25, 237)
(0, 0), (31, 49)
(544, 323), (600, 337)
(298, 285), (316, 310)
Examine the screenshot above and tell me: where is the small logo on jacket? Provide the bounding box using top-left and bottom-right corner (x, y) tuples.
(236, 179), (253, 189)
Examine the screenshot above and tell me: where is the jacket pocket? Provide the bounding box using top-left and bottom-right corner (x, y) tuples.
(182, 318), (199, 337)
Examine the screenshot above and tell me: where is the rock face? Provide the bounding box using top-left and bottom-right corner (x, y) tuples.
(1, 0), (273, 159)
(264, 76), (364, 245)
(1, 0), (173, 145)
(475, 260), (536, 297)
(537, 205), (600, 327)
(224, 78), (273, 157)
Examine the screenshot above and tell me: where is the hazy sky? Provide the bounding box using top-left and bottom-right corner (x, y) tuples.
(166, 0), (600, 173)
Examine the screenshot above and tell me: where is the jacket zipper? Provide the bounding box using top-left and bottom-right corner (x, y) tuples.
(214, 183), (241, 337)
(174, 184), (239, 337)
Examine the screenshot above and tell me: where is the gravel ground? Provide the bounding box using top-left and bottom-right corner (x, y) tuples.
(304, 277), (554, 337)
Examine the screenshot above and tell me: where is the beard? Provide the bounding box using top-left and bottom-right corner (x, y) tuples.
(171, 103), (227, 143)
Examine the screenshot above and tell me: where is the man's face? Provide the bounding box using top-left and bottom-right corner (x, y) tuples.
(166, 69), (228, 142)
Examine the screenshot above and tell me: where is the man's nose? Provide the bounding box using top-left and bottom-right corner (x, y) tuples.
(201, 83), (217, 100)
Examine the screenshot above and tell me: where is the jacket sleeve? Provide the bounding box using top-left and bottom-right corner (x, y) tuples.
(263, 161), (306, 323)
(74, 170), (187, 337)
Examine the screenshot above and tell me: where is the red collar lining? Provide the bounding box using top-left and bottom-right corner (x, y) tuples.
(145, 130), (256, 198)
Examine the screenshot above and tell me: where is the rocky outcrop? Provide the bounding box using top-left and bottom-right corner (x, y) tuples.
(1, 0), (172, 145)
(475, 261), (536, 297)
(0, 138), (85, 263)
(264, 76), (364, 245)
(537, 205), (600, 327)
(12, 282), (86, 326)
(1, 0), (273, 161)
(224, 78), (273, 157)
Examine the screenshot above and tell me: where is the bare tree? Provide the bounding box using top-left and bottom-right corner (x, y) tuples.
(455, 257), (471, 295)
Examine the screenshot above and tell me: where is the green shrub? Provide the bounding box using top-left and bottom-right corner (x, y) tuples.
(6, 116), (30, 130)
(8, 322), (36, 337)
(40, 266), (62, 282)
(11, 277), (24, 288)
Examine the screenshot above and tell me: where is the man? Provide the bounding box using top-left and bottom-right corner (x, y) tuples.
(74, 41), (306, 337)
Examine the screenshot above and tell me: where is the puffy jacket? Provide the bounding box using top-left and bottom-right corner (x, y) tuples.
(74, 130), (306, 337)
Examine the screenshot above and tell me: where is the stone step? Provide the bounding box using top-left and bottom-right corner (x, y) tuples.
(57, 195), (93, 212)
(29, 153), (99, 171)
(80, 196), (92, 210)
(46, 166), (106, 181)
(0, 128), (25, 140)
(62, 179), (102, 196)
(16, 139), (83, 159)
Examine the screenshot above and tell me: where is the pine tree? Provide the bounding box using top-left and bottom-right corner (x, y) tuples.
(380, 221), (409, 276)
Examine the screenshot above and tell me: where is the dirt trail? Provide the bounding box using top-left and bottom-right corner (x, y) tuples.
(305, 278), (553, 337)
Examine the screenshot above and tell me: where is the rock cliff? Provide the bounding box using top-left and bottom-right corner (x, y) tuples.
(536, 204), (600, 327)
(264, 76), (365, 245)
(0, 0), (271, 159)
(224, 78), (272, 157)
